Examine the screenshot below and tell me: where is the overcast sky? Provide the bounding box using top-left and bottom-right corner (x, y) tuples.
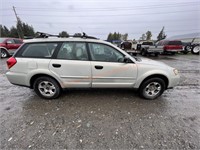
(0, 0), (200, 40)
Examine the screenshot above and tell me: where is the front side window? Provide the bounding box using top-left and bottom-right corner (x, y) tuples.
(89, 43), (124, 62)
(57, 42), (88, 61)
(21, 43), (58, 58)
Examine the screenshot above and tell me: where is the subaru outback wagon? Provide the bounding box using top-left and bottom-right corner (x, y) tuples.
(6, 37), (180, 100)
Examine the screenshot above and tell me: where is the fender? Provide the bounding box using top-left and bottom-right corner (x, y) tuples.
(0, 46), (9, 52)
(134, 69), (169, 89)
(27, 69), (65, 88)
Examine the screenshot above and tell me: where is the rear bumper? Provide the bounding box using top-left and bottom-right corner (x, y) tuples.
(6, 71), (29, 87)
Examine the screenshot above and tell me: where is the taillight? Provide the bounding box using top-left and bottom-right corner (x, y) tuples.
(7, 57), (17, 69)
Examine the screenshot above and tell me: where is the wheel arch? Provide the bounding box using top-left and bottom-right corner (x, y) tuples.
(30, 74), (62, 89)
(139, 74), (169, 90)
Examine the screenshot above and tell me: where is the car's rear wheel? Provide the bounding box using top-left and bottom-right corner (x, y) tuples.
(33, 76), (61, 99)
(185, 45), (191, 51)
(154, 53), (159, 57)
(141, 49), (147, 56)
(139, 78), (165, 100)
(191, 46), (200, 55)
(1, 49), (9, 58)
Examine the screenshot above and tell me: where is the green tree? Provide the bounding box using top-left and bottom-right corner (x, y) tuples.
(0, 25), (10, 37)
(107, 32), (127, 41)
(74, 33), (82, 37)
(157, 26), (167, 41)
(139, 33), (146, 40)
(146, 31), (152, 40)
(9, 26), (19, 38)
(122, 33), (128, 41)
(59, 31), (69, 37)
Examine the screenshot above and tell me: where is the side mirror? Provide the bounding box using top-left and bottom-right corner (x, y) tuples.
(124, 56), (131, 63)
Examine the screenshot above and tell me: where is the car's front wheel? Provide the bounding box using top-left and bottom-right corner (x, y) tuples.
(33, 76), (61, 99)
(139, 78), (165, 100)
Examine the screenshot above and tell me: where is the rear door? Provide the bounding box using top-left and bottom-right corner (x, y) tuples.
(49, 42), (92, 88)
(88, 43), (137, 88)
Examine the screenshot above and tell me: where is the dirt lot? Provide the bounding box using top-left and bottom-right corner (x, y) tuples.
(0, 54), (199, 149)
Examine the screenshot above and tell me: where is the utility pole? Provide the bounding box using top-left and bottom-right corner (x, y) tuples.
(13, 6), (23, 38)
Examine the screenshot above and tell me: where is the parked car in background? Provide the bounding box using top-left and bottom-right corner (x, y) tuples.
(138, 41), (161, 56)
(0, 38), (23, 58)
(6, 34), (180, 100)
(141, 40), (183, 56)
(120, 41), (138, 56)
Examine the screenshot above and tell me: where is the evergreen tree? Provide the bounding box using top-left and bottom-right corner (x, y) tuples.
(157, 26), (167, 41)
(59, 31), (69, 37)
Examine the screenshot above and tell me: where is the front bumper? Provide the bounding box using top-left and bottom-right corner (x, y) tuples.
(168, 75), (180, 88)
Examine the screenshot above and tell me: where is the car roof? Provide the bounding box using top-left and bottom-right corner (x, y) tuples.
(23, 37), (111, 45)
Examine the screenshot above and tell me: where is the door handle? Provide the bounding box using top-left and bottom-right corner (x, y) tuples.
(52, 64), (61, 68)
(95, 65), (103, 70)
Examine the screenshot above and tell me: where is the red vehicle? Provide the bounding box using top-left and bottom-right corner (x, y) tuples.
(0, 38), (23, 58)
(157, 40), (183, 55)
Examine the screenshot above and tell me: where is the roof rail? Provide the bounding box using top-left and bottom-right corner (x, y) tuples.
(35, 32), (98, 39)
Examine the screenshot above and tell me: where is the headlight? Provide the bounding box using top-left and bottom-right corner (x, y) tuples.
(173, 69), (179, 75)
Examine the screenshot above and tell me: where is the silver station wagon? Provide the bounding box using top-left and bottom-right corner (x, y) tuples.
(6, 34), (180, 100)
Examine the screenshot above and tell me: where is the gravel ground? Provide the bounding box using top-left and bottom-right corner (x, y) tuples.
(0, 54), (200, 149)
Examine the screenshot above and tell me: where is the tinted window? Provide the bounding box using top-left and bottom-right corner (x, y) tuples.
(21, 43), (58, 58)
(6, 39), (15, 44)
(89, 43), (124, 62)
(168, 41), (182, 45)
(14, 39), (23, 44)
(142, 42), (154, 45)
(57, 42), (88, 61)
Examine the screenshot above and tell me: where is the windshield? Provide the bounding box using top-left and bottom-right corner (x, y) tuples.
(0, 38), (6, 43)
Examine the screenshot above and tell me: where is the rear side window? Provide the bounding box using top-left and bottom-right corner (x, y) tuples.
(21, 43), (58, 58)
(57, 42), (88, 61)
(168, 41), (182, 45)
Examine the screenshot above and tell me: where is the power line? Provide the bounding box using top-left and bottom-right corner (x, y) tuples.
(18, 9), (199, 18)
(18, 18), (197, 25)
(15, 1), (199, 11)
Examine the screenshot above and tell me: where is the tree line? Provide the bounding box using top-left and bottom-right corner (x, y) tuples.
(107, 27), (167, 42)
(1, 18), (166, 41)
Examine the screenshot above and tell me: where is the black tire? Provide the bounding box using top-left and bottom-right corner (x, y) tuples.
(33, 76), (61, 99)
(171, 52), (176, 55)
(154, 53), (159, 57)
(182, 50), (188, 54)
(141, 49), (147, 56)
(1, 49), (9, 58)
(184, 45), (191, 51)
(139, 78), (166, 100)
(191, 46), (200, 55)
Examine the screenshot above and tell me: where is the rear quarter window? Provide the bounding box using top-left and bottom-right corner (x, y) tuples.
(19, 43), (58, 58)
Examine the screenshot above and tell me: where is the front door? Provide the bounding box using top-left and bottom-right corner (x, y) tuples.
(88, 43), (137, 88)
